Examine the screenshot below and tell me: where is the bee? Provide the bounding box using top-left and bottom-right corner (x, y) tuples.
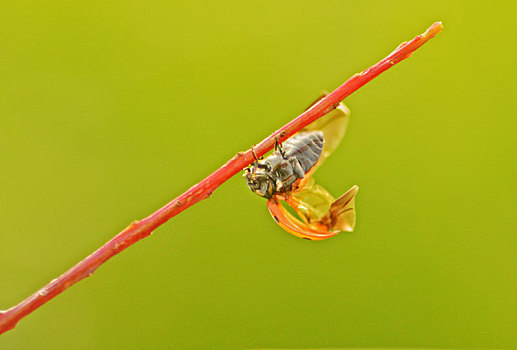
(244, 95), (358, 241)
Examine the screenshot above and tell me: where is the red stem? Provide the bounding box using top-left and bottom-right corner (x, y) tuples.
(0, 22), (442, 334)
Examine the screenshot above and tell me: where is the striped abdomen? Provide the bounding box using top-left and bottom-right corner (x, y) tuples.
(282, 131), (324, 174)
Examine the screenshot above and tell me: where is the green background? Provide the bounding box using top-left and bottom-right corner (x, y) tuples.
(1, 1), (515, 349)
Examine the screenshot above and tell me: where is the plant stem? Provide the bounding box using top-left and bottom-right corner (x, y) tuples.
(0, 22), (442, 335)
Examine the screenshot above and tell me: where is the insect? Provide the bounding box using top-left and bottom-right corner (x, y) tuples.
(244, 95), (358, 241)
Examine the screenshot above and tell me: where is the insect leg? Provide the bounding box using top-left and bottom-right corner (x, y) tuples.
(250, 146), (260, 170)
(251, 146), (259, 161)
(274, 137), (287, 159)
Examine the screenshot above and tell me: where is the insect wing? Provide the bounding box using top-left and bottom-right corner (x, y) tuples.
(288, 181), (359, 232)
(266, 197), (339, 241)
(286, 177), (334, 223)
(326, 185), (358, 232)
(302, 96), (351, 173)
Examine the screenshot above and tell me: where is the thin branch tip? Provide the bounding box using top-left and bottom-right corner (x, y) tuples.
(424, 21), (444, 37)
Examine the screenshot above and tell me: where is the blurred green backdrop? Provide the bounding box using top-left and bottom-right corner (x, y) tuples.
(1, 0), (515, 349)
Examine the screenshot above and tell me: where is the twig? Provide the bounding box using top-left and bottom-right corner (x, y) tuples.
(0, 22), (442, 334)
